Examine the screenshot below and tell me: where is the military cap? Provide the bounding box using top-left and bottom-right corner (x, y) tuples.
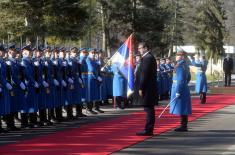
(79, 48), (87, 52)
(21, 45), (31, 51)
(15, 48), (21, 53)
(88, 48), (96, 52)
(8, 43), (16, 49)
(0, 45), (6, 52)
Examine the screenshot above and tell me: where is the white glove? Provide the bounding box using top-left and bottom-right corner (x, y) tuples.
(97, 76), (102, 82)
(68, 61), (72, 66)
(176, 93), (180, 98)
(0, 87), (2, 93)
(34, 61), (40, 66)
(101, 67), (105, 72)
(53, 60), (58, 65)
(6, 61), (11, 65)
(68, 78), (74, 84)
(42, 81), (49, 87)
(34, 82), (39, 88)
(62, 80), (67, 87)
(62, 61), (67, 66)
(20, 82), (26, 90)
(6, 83), (13, 90)
(53, 79), (59, 86)
(44, 61), (48, 66)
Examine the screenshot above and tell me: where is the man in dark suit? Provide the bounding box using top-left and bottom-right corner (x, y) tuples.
(223, 54), (233, 87)
(136, 42), (158, 136)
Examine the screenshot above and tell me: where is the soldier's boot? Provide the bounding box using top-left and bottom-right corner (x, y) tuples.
(14, 112), (21, 123)
(175, 115), (188, 132)
(95, 101), (104, 113)
(20, 113), (29, 128)
(66, 105), (75, 120)
(76, 104), (87, 117)
(200, 93), (203, 104)
(39, 109), (49, 126)
(0, 117), (8, 133)
(104, 100), (109, 105)
(29, 113), (39, 128)
(87, 102), (97, 115)
(48, 109), (57, 124)
(202, 93), (206, 104)
(55, 107), (64, 122)
(6, 114), (20, 131)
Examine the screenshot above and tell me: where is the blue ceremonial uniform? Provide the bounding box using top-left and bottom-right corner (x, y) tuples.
(165, 63), (174, 91)
(156, 66), (163, 96)
(111, 64), (127, 97)
(6, 58), (27, 113)
(191, 59), (208, 93)
(170, 60), (192, 115)
(79, 55), (88, 102)
(97, 60), (108, 101)
(41, 58), (54, 109)
(32, 58), (44, 110)
(86, 57), (100, 102)
(21, 57), (39, 113)
(58, 58), (68, 106)
(51, 58), (61, 108)
(160, 64), (169, 94)
(67, 57), (83, 105)
(0, 58), (11, 115)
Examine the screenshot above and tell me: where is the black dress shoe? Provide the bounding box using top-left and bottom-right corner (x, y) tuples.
(95, 109), (104, 113)
(76, 113), (87, 117)
(0, 128), (8, 133)
(88, 110), (98, 115)
(136, 131), (154, 136)
(50, 118), (58, 123)
(7, 126), (21, 131)
(174, 127), (188, 132)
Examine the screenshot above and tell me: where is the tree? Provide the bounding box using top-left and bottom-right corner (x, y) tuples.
(194, 0), (227, 62)
(0, 0), (89, 46)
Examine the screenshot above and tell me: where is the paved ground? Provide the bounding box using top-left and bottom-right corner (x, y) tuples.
(113, 103), (235, 155)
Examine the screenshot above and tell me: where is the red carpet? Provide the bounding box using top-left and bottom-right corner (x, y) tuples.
(0, 94), (235, 155)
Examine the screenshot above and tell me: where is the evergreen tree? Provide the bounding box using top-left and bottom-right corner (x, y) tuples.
(194, 0), (227, 62)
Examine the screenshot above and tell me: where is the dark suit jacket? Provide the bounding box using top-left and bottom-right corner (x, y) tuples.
(139, 52), (158, 107)
(223, 57), (233, 73)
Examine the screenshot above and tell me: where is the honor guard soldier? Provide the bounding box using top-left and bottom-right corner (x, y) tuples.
(79, 48), (90, 112)
(86, 48), (103, 114)
(41, 47), (54, 125)
(165, 57), (174, 98)
(107, 62), (127, 109)
(96, 49), (108, 107)
(50, 47), (61, 123)
(170, 51), (192, 132)
(0, 45), (11, 133)
(156, 58), (163, 101)
(159, 58), (169, 100)
(5, 44), (21, 131)
(188, 54), (208, 104)
(21, 45), (40, 128)
(67, 47), (86, 118)
(33, 47), (51, 125)
(56, 47), (68, 121)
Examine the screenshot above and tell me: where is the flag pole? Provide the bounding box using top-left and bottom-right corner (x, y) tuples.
(103, 33), (133, 68)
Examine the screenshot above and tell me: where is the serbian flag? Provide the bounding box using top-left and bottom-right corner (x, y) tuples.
(110, 34), (134, 97)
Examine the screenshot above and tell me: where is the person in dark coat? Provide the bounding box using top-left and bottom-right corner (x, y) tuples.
(223, 54), (233, 87)
(136, 42), (158, 136)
